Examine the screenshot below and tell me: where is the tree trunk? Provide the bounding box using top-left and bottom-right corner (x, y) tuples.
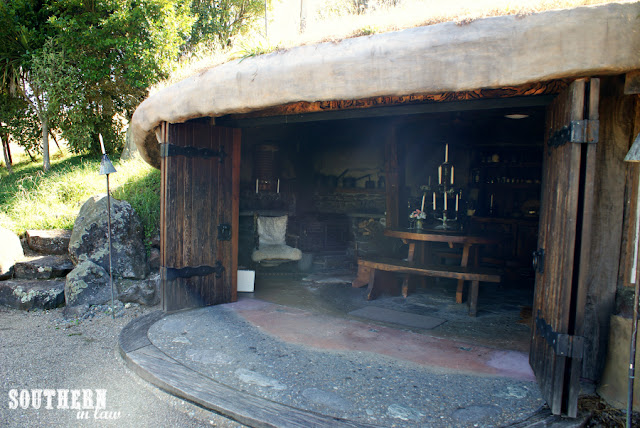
(6, 136), (11, 164)
(42, 116), (50, 172)
(50, 131), (61, 151)
(1, 134), (12, 173)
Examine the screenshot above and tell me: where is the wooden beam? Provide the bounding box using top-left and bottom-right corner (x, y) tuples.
(625, 71), (640, 95)
(216, 95), (554, 128)
(384, 123), (402, 229)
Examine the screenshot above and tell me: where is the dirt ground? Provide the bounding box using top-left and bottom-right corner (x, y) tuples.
(0, 304), (244, 427)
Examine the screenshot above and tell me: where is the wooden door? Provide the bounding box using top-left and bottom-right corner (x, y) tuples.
(159, 120), (241, 312)
(530, 78), (599, 417)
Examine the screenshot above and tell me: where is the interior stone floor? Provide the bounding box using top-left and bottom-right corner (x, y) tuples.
(247, 264), (535, 353)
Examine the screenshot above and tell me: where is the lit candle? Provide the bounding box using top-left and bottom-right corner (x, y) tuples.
(277, 179), (280, 193)
(433, 192), (436, 210)
(455, 194), (459, 212)
(451, 166), (454, 185)
(445, 144), (448, 163)
(421, 193), (425, 212)
(444, 193), (447, 210)
(438, 166), (442, 184)
(256, 178), (259, 194)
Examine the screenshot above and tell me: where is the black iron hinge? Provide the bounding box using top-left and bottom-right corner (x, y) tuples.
(162, 262), (225, 280)
(548, 120), (599, 148)
(535, 311), (584, 359)
(160, 143), (227, 163)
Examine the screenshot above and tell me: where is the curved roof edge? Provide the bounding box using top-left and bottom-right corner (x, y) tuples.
(132, 2), (640, 168)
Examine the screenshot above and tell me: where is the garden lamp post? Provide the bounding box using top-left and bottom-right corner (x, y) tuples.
(98, 134), (117, 319)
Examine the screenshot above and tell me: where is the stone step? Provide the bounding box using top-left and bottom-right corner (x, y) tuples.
(0, 279), (65, 310)
(13, 255), (74, 280)
(25, 229), (71, 255)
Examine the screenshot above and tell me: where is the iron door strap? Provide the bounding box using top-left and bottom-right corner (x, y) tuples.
(160, 143), (227, 163)
(162, 262), (225, 280)
(548, 120), (599, 148)
(535, 311), (584, 359)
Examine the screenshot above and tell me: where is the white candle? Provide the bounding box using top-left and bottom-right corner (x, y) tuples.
(445, 144), (448, 163)
(444, 193), (447, 210)
(277, 179), (280, 193)
(99, 134), (105, 155)
(455, 194), (459, 212)
(451, 166), (454, 185)
(421, 194), (425, 212)
(256, 179), (259, 193)
(438, 166), (442, 184)
(433, 192), (436, 210)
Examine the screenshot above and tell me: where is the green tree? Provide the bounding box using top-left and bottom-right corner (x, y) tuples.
(0, 0), (55, 171)
(189, 0), (265, 48)
(43, 0), (193, 154)
(0, 94), (42, 168)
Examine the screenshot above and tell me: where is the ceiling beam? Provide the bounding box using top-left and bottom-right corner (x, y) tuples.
(216, 95), (554, 128)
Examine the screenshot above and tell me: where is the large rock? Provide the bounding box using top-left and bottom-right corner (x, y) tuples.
(69, 195), (148, 279)
(65, 259), (113, 306)
(0, 279), (65, 310)
(25, 229), (71, 255)
(117, 273), (160, 306)
(0, 227), (24, 280)
(13, 255), (74, 280)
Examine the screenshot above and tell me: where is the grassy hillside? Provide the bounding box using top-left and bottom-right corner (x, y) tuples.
(0, 151), (160, 250)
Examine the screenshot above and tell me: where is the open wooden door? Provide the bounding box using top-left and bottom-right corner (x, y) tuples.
(159, 120), (241, 312)
(530, 78), (599, 417)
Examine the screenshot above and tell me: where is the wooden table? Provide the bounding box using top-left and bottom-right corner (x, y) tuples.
(384, 228), (499, 302)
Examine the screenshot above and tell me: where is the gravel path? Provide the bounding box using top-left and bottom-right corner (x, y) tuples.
(0, 304), (244, 427)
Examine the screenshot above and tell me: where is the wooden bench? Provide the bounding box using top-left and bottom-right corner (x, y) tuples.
(353, 257), (501, 317)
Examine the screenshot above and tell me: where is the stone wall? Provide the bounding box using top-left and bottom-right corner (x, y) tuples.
(311, 189), (385, 215)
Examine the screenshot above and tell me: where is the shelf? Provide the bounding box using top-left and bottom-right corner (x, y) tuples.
(477, 162), (541, 168)
(346, 212), (386, 219)
(330, 188), (386, 194)
(480, 182), (541, 189)
(471, 216), (539, 225)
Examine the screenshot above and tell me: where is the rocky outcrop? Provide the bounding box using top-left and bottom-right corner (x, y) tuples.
(69, 195), (148, 279)
(0, 279), (65, 310)
(117, 273), (160, 306)
(13, 255), (74, 280)
(64, 259), (113, 306)
(25, 229), (71, 255)
(0, 227), (24, 280)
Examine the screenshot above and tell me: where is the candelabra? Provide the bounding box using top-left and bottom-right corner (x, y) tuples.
(431, 144), (461, 230)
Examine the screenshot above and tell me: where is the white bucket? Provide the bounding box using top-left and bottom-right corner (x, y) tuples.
(237, 270), (255, 292)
